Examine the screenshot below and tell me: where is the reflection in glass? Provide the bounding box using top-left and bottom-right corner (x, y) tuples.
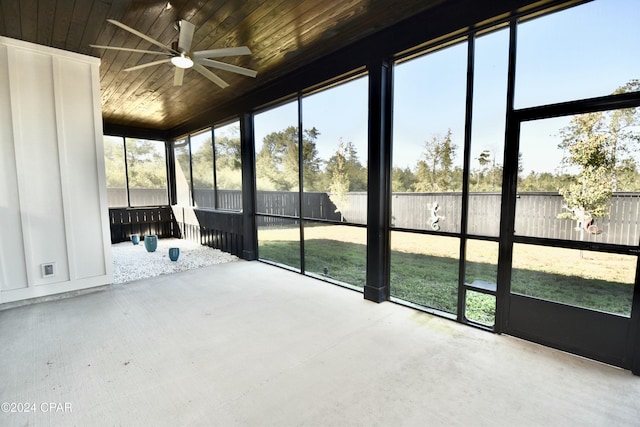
(390, 231), (460, 315)
(516, 0), (640, 108)
(467, 29), (509, 237)
(214, 121), (242, 210)
(125, 138), (168, 206)
(173, 138), (192, 206)
(104, 135), (127, 207)
(191, 130), (214, 208)
(392, 41), (467, 232)
(257, 216), (300, 271)
(302, 77), (368, 224)
(303, 223), (366, 288)
(511, 243), (635, 317)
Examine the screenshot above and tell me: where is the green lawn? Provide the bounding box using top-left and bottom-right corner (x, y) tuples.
(258, 226), (635, 325)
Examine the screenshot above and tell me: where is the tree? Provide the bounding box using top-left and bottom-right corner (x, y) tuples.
(558, 113), (614, 221)
(214, 126), (242, 190)
(256, 126), (322, 191)
(215, 126), (242, 171)
(616, 157), (640, 191)
(557, 80), (640, 222)
(125, 139), (167, 188)
(557, 113), (613, 222)
(392, 166), (418, 192)
(413, 129), (458, 192)
(609, 79), (640, 191)
(174, 140), (191, 184)
(324, 140), (367, 191)
(518, 171), (571, 192)
(190, 137), (214, 189)
(475, 149), (491, 191)
(103, 138), (127, 188)
(328, 141), (351, 221)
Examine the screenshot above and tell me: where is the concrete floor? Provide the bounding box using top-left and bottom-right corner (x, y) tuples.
(1, 261), (639, 427)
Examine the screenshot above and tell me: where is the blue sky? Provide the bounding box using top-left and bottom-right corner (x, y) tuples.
(254, 0), (640, 175)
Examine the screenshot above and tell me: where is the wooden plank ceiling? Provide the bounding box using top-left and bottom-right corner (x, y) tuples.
(0, 0), (443, 132)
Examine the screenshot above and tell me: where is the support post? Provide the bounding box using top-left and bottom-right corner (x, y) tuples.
(240, 113), (257, 260)
(629, 256), (640, 376)
(495, 19), (518, 334)
(364, 60), (392, 303)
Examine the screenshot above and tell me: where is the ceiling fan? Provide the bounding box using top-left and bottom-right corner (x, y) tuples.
(91, 19), (257, 88)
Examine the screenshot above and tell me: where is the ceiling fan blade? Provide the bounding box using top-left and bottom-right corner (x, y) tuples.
(193, 64), (229, 89)
(90, 45), (172, 56)
(192, 46), (252, 59)
(196, 58), (257, 78)
(177, 19), (195, 53)
(124, 58), (172, 72)
(107, 19), (177, 54)
(174, 67), (185, 86)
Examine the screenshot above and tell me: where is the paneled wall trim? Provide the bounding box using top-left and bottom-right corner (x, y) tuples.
(0, 36), (112, 304)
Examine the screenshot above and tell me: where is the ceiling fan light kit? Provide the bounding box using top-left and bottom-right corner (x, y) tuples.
(91, 18), (256, 88)
(171, 53), (193, 69)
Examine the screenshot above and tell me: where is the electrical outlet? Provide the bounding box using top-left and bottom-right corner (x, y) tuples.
(41, 263), (56, 277)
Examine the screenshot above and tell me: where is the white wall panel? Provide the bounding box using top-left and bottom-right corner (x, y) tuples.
(0, 36), (110, 304)
(0, 44), (28, 291)
(56, 58), (107, 280)
(11, 48), (70, 286)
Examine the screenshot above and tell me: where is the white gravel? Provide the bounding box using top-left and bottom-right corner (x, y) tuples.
(111, 238), (239, 284)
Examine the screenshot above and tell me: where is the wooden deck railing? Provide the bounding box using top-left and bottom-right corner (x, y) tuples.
(108, 206), (179, 243)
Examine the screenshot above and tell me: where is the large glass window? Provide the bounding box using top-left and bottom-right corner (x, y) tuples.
(104, 135), (127, 207)
(257, 217), (301, 271)
(303, 223), (367, 288)
(191, 130), (214, 208)
(254, 77), (369, 290)
(516, 107), (640, 246)
(515, 0), (640, 108)
(467, 29), (509, 237)
(255, 101), (300, 194)
(300, 76), (369, 288)
(512, 244), (635, 317)
(392, 41), (467, 231)
(302, 77), (368, 224)
(172, 124), (242, 211)
(124, 138), (168, 206)
(390, 232), (460, 316)
(513, 106), (640, 317)
(390, 41), (467, 315)
(214, 121), (242, 210)
(173, 137), (192, 206)
(255, 101), (301, 270)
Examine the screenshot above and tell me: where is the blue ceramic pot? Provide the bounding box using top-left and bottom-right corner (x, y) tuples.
(144, 235), (158, 252)
(168, 247), (180, 262)
(131, 234), (140, 245)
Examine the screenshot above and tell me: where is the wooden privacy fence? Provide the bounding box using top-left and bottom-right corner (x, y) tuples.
(514, 192), (640, 246)
(107, 188), (168, 207)
(254, 191), (343, 225)
(108, 188), (243, 210)
(108, 189), (640, 246)
(193, 189), (243, 210)
(253, 190), (639, 245)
